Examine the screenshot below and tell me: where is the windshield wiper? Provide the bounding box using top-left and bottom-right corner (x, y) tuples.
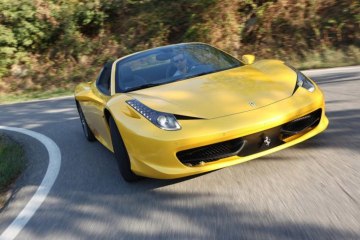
(183, 71), (214, 80)
(126, 83), (163, 92)
(193, 71), (214, 77)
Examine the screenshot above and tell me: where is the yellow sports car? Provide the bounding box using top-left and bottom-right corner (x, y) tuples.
(75, 43), (328, 181)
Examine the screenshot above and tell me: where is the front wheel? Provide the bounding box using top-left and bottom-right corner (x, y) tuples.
(109, 117), (140, 182)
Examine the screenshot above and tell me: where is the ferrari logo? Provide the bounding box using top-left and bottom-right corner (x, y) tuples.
(264, 136), (271, 146)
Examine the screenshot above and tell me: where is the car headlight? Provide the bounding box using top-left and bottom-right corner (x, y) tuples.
(126, 99), (181, 131)
(286, 63), (315, 93)
(296, 71), (315, 92)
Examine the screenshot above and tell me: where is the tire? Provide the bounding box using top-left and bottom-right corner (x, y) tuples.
(109, 116), (140, 182)
(76, 101), (96, 142)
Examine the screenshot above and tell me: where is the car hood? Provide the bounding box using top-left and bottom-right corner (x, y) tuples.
(127, 63), (296, 119)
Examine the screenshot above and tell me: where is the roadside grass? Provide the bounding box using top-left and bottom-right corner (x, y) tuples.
(0, 88), (73, 104)
(0, 134), (26, 208)
(286, 46), (360, 70)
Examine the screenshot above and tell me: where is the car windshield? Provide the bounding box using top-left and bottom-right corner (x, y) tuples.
(115, 43), (243, 92)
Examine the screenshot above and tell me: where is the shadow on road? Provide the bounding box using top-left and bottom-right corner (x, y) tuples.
(22, 188), (360, 239)
(0, 98), (77, 128)
(310, 72), (359, 84)
(294, 108), (360, 154)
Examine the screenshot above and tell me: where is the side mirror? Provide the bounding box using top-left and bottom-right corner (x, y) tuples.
(242, 54), (255, 65)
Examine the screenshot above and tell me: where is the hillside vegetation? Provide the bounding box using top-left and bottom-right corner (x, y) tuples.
(0, 0), (359, 95)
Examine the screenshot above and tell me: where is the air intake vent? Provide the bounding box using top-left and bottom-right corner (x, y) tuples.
(281, 109), (321, 137)
(177, 138), (245, 165)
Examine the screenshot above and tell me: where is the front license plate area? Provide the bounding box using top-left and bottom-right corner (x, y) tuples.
(238, 126), (284, 157)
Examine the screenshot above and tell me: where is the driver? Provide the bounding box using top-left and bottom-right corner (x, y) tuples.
(172, 53), (193, 76)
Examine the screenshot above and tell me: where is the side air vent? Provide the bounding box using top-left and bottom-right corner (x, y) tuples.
(281, 109), (321, 137)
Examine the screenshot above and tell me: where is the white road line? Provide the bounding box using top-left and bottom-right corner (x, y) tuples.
(0, 126), (61, 240)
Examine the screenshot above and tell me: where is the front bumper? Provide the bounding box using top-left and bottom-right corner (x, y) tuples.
(177, 108), (322, 166)
(113, 87), (328, 179)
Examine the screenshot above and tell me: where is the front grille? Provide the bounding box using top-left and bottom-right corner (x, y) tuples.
(281, 109), (321, 137)
(177, 109), (322, 166)
(177, 138), (245, 165)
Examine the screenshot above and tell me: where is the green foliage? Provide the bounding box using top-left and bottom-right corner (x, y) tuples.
(0, 0), (55, 77)
(0, 0), (53, 50)
(74, 1), (106, 37)
(0, 25), (17, 77)
(0, 0), (359, 95)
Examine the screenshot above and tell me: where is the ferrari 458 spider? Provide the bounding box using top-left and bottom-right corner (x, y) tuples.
(75, 43), (328, 181)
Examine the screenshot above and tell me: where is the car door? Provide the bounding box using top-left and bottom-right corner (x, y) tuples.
(83, 62), (113, 150)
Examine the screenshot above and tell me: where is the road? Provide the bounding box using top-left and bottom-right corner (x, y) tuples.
(0, 66), (359, 239)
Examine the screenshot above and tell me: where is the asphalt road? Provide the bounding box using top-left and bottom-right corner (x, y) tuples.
(0, 66), (359, 240)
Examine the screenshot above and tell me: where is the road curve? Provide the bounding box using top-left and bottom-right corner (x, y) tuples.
(0, 126), (61, 240)
(0, 66), (359, 239)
